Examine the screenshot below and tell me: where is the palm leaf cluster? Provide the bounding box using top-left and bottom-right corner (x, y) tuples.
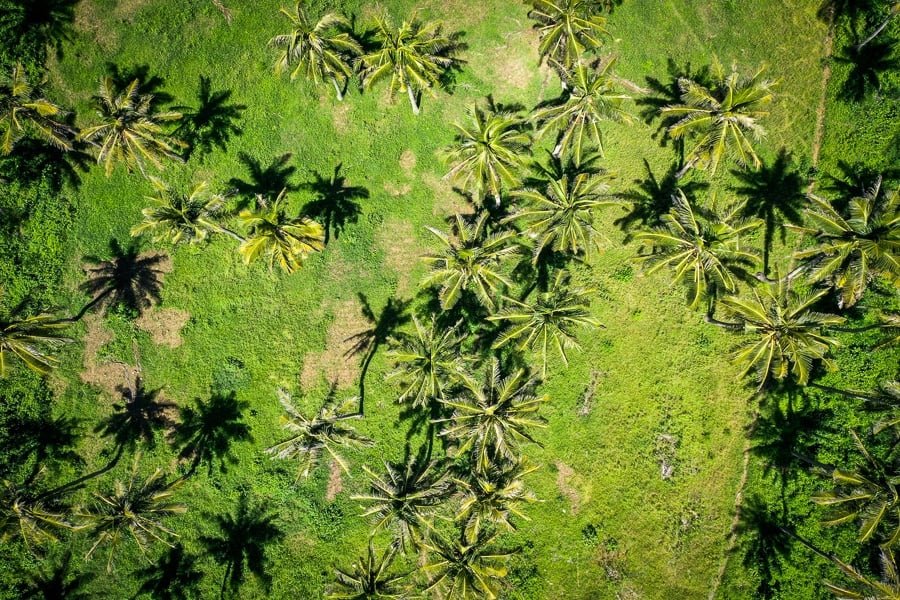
(237, 190), (325, 273)
(526, 0), (611, 70)
(0, 313), (71, 377)
(0, 62), (73, 154)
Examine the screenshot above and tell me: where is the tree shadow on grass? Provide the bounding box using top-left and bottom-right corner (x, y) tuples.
(300, 163), (368, 244)
(20, 550), (93, 600)
(201, 492), (284, 599)
(170, 390), (253, 478)
(134, 543), (204, 600)
(94, 377), (176, 453)
(103, 63), (174, 104)
(227, 152), (298, 206)
(176, 75), (246, 160)
(77, 239), (167, 319)
(12, 413), (83, 483)
(2, 0), (79, 63)
(835, 38), (900, 102)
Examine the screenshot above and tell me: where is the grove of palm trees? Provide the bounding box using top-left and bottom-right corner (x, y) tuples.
(0, 0), (897, 598)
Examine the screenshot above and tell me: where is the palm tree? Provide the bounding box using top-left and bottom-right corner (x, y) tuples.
(171, 390), (252, 477)
(443, 99), (532, 207)
(79, 240), (167, 316)
(526, 0), (610, 71)
(714, 281), (845, 389)
(488, 271), (600, 376)
(79, 77), (184, 176)
(825, 547), (900, 599)
(131, 179), (241, 246)
(813, 431), (900, 546)
(266, 389), (373, 479)
(81, 463), (186, 573)
(790, 177), (899, 309)
(532, 55), (641, 162)
(659, 58), (777, 178)
(134, 544), (204, 600)
(328, 540), (411, 599)
(506, 153), (618, 264)
(870, 382), (900, 435)
(94, 377), (176, 452)
(359, 13), (461, 115)
(387, 315), (467, 410)
(270, 3), (362, 101)
(437, 359), (548, 473)
(353, 453), (452, 552)
(1, 477), (72, 552)
(237, 190), (325, 274)
(634, 191), (761, 310)
(200, 492), (284, 598)
(0, 62), (73, 154)
(421, 212), (520, 312)
(422, 528), (515, 600)
(0, 312), (70, 376)
(454, 459), (538, 543)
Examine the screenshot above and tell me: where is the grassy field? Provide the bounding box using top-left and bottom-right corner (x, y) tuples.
(3, 0), (837, 597)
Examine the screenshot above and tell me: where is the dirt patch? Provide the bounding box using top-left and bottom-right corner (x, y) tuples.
(377, 219), (421, 294)
(80, 314), (138, 398)
(112, 0), (153, 21)
(325, 459), (343, 501)
(135, 308), (190, 348)
(399, 150), (417, 173)
(74, 1), (120, 50)
(423, 173), (475, 217)
(383, 182), (412, 197)
(333, 102), (351, 134)
(555, 461), (582, 514)
(300, 300), (369, 391)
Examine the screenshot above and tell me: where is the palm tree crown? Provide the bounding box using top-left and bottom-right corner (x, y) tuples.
(238, 190), (325, 274)
(443, 99), (532, 207)
(1, 478), (72, 552)
(359, 14), (461, 115)
(270, 4), (362, 100)
(422, 212), (519, 312)
(328, 540), (411, 599)
(131, 179), (234, 246)
(0, 313), (70, 376)
(0, 62), (73, 154)
(423, 528), (515, 600)
(792, 177), (899, 308)
(488, 271), (600, 376)
(79, 77), (184, 176)
(634, 191), (761, 310)
(526, 0), (610, 70)
(532, 55), (641, 162)
(660, 59), (777, 178)
(453, 459), (538, 543)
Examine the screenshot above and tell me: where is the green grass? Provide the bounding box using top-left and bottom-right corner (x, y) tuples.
(1, 0), (839, 597)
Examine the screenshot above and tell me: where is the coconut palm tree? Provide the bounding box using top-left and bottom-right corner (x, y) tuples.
(443, 99), (532, 207)
(328, 540), (411, 599)
(453, 459), (538, 543)
(532, 55), (641, 162)
(634, 191), (761, 310)
(421, 212), (520, 312)
(0, 62), (73, 154)
(659, 58), (777, 178)
(131, 179), (241, 246)
(0, 312), (70, 376)
(422, 528), (515, 600)
(506, 152), (618, 264)
(526, 0), (610, 71)
(813, 431), (900, 546)
(387, 315), (468, 410)
(79, 240), (167, 317)
(826, 547), (900, 599)
(353, 453), (452, 552)
(488, 271), (600, 376)
(238, 190), (325, 274)
(714, 281), (845, 389)
(1, 477), (72, 552)
(790, 177), (899, 309)
(437, 359), (548, 473)
(81, 463), (186, 573)
(270, 3), (362, 101)
(171, 390), (252, 477)
(266, 389), (373, 479)
(359, 13), (461, 115)
(79, 77), (184, 176)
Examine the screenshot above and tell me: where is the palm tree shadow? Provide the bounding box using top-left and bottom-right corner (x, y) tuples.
(12, 413), (83, 483)
(344, 293), (412, 415)
(818, 0), (877, 25)
(821, 160), (899, 210)
(731, 148), (807, 275)
(171, 390), (253, 478)
(735, 496), (799, 599)
(436, 30), (468, 94)
(0, 136), (93, 190)
(300, 163), (369, 244)
(94, 377), (176, 453)
(615, 159), (709, 236)
(20, 550), (94, 599)
(4, 0), (79, 62)
(227, 152), (298, 207)
(103, 63), (174, 104)
(78, 239), (167, 318)
(134, 543), (204, 600)
(176, 75), (246, 160)
(835, 38), (900, 102)
(200, 492), (284, 599)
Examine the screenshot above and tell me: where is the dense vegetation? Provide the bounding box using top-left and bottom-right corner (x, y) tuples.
(0, 0), (897, 598)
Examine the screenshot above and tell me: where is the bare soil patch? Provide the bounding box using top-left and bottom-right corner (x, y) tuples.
(74, 1), (120, 50)
(555, 461), (582, 514)
(135, 308), (190, 348)
(423, 173), (475, 217)
(377, 219), (421, 294)
(325, 459), (343, 501)
(399, 150), (417, 173)
(300, 300), (368, 391)
(383, 181), (412, 197)
(112, 0), (153, 21)
(80, 314), (138, 398)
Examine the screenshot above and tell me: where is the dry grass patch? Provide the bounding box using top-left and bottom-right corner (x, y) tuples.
(112, 0), (154, 21)
(555, 461), (583, 514)
(80, 314), (138, 398)
(423, 173), (475, 217)
(300, 300), (368, 391)
(135, 308), (190, 348)
(377, 218), (421, 294)
(74, 1), (120, 50)
(325, 459), (344, 501)
(399, 149), (417, 173)
(383, 181), (412, 197)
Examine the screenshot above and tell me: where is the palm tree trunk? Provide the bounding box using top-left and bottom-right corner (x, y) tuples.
(219, 563), (231, 600)
(753, 263), (805, 284)
(858, 12), (896, 49)
(406, 86), (420, 116)
(675, 156), (697, 179)
(552, 140), (563, 158)
(331, 77), (344, 102)
(215, 225), (245, 243)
